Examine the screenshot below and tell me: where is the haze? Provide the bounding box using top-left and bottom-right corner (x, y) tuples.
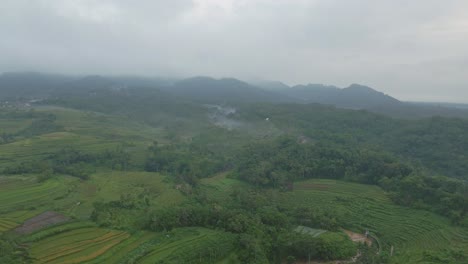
(1, 0), (468, 102)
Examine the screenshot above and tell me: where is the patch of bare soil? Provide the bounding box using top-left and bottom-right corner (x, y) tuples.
(343, 230), (372, 246)
(15, 211), (70, 234)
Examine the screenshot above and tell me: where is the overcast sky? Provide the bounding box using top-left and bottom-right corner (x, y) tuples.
(1, 0), (468, 102)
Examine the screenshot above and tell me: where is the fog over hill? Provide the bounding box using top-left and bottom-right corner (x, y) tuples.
(1, 71), (467, 119)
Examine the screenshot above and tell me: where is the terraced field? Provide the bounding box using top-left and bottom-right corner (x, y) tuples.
(280, 179), (468, 263)
(0, 107), (164, 168)
(0, 210), (45, 233)
(0, 177), (74, 214)
(137, 228), (236, 264)
(30, 227), (130, 264)
(0, 118), (33, 133)
(27, 224), (235, 264)
(0, 218), (18, 232)
(63, 171), (187, 219)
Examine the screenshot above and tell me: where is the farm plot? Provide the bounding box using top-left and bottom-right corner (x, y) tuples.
(0, 210), (42, 233)
(30, 227), (130, 264)
(200, 173), (248, 202)
(0, 218), (18, 232)
(15, 211), (70, 234)
(63, 171), (187, 220)
(86, 231), (158, 264)
(136, 228), (237, 264)
(0, 177), (73, 214)
(28, 226), (235, 264)
(279, 179), (468, 263)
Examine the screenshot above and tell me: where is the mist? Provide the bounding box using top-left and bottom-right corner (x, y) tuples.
(1, 0), (468, 102)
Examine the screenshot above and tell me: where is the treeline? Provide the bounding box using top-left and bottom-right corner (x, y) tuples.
(232, 137), (468, 225)
(2, 147), (131, 180)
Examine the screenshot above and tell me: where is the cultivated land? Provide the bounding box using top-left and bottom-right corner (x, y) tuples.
(281, 179), (468, 263)
(1, 103), (468, 264)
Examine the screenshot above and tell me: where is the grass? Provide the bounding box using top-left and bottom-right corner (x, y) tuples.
(278, 179), (468, 263)
(200, 173), (248, 202)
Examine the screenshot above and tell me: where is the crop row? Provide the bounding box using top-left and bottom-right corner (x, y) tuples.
(31, 227), (129, 264)
(282, 179), (468, 256)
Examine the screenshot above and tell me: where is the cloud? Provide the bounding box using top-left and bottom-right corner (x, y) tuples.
(1, 0), (467, 102)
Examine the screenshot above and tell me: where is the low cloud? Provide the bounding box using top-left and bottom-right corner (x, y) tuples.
(1, 0), (467, 102)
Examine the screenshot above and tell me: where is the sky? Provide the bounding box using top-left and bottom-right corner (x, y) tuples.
(1, 0), (468, 102)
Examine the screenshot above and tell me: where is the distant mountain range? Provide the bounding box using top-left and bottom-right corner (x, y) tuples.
(1, 72), (467, 119)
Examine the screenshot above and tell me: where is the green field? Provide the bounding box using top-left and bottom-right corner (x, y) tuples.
(136, 228), (236, 264)
(25, 223), (235, 264)
(0, 176), (75, 215)
(279, 179), (468, 263)
(30, 226), (130, 264)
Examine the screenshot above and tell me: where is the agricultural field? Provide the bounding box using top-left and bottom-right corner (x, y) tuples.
(279, 179), (468, 263)
(0, 118), (33, 134)
(25, 223), (236, 264)
(0, 107), (168, 168)
(199, 173), (248, 202)
(62, 171), (187, 220)
(0, 176), (76, 216)
(29, 226), (130, 264)
(136, 228), (237, 264)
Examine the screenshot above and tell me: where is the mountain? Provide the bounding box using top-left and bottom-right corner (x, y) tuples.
(262, 82), (468, 119)
(249, 80), (290, 91)
(0, 72), (75, 99)
(164, 76), (290, 103)
(276, 83), (401, 109)
(1, 72), (467, 119)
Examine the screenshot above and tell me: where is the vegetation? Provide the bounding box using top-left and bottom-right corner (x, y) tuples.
(1, 81), (468, 263)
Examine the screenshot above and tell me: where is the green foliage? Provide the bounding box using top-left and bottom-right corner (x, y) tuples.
(233, 136), (468, 224)
(278, 231), (356, 261)
(232, 136), (412, 187)
(0, 235), (30, 264)
(145, 141), (226, 185)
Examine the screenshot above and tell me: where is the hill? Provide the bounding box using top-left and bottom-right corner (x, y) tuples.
(164, 76), (290, 103)
(266, 82), (468, 118)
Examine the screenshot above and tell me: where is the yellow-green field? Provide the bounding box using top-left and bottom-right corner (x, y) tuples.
(26, 224), (236, 264)
(30, 227), (130, 264)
